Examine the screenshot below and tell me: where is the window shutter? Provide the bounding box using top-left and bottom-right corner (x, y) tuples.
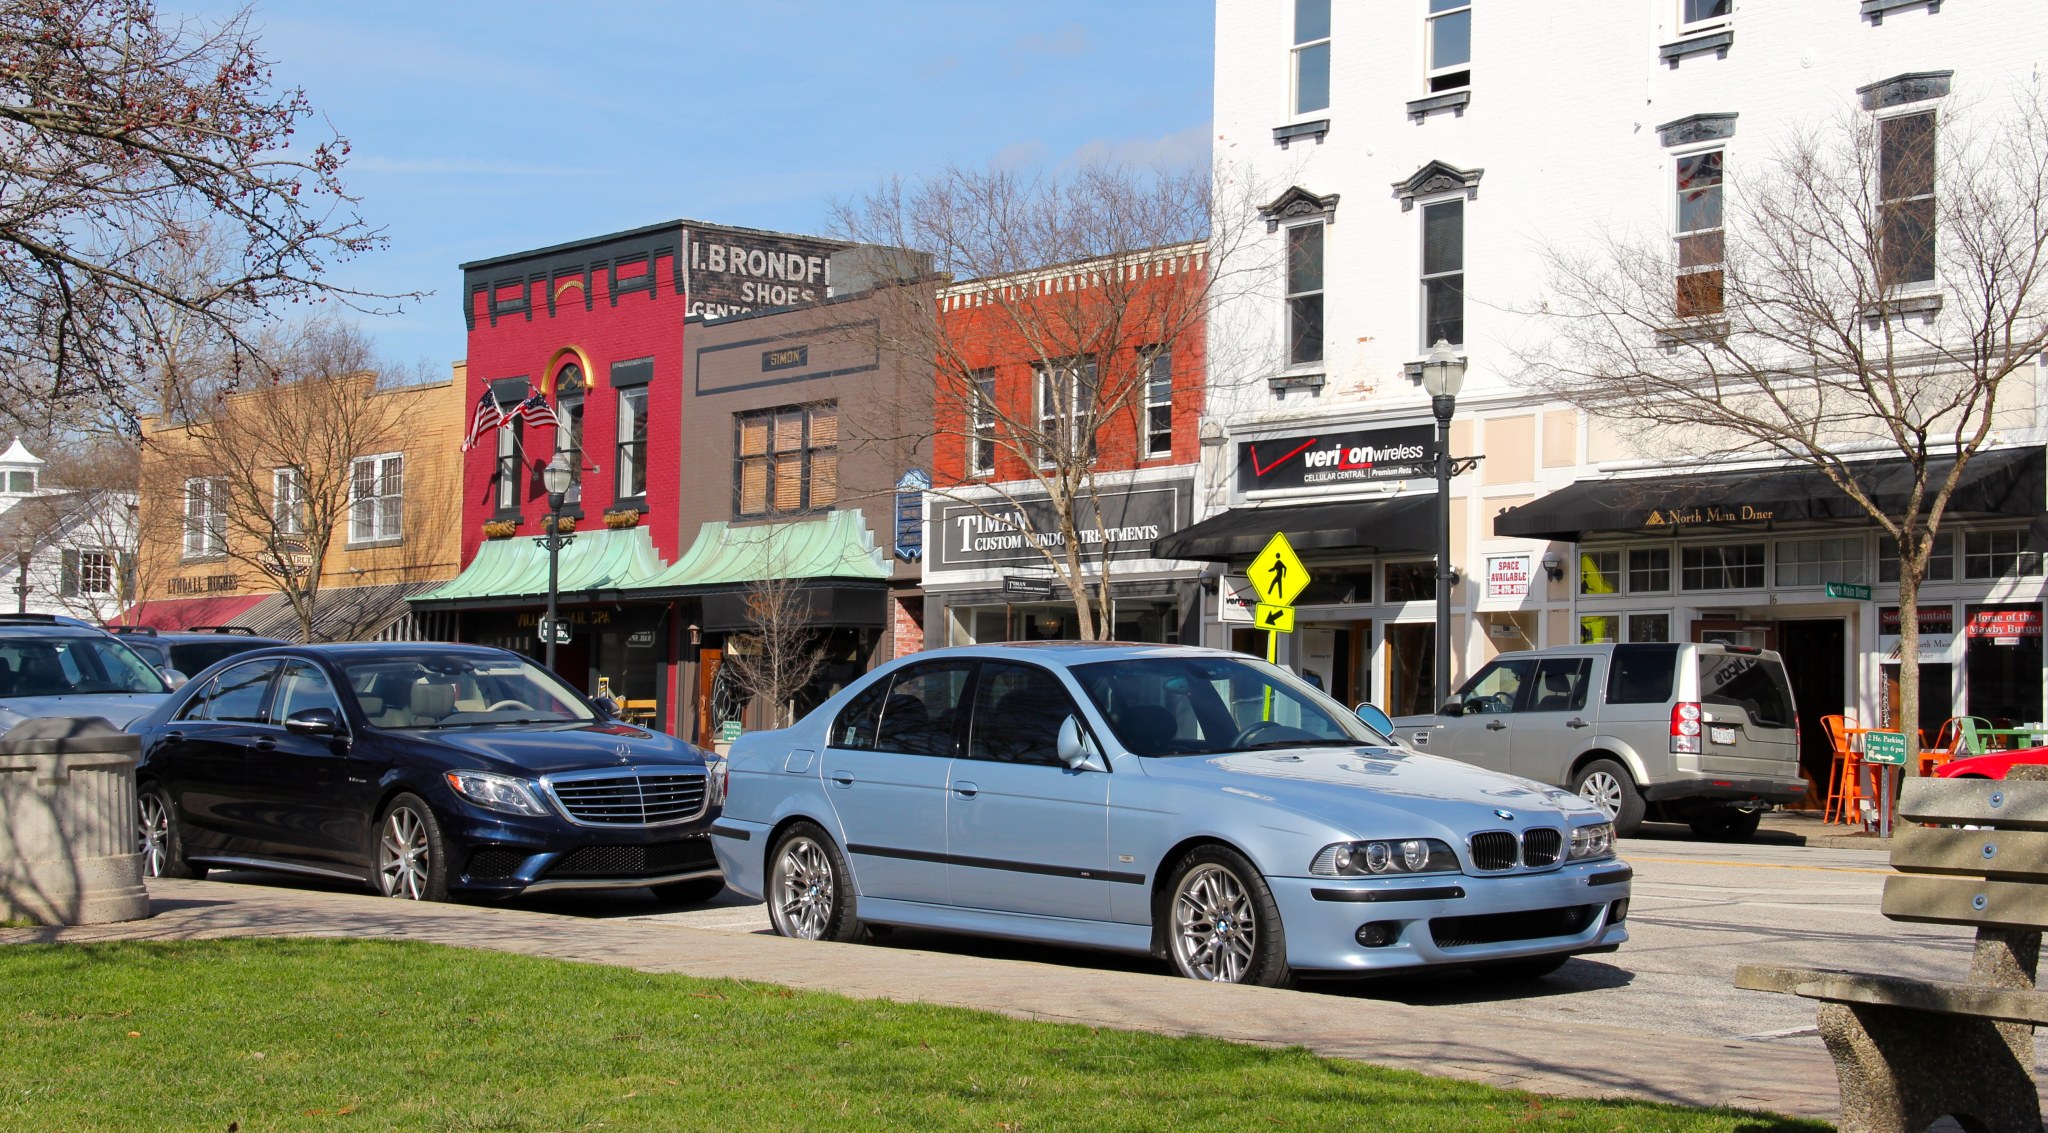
(774, 408), (804, 453)
(808, 405), (839, 448)
(810, 451), (838, 508)
(58, 549), (76, 597)
(739, 458), (769, 515)
(774, 455), (804, 511)
(738, 414), (769, 458)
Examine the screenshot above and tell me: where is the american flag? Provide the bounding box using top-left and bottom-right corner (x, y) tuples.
(514, 391), (561, 429)
(459, 390), (506, 451)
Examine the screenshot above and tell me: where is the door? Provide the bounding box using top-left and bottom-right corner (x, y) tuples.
(948, 661), (1112, 921)
(1427, 657), (1535, 773)
(1776, 619), (1845, 807)
(696, 647), (722, 745)
(822, 660), (971, 906)
(1386, 622), (1437, 716)
(251, 661), (371, 870)
(1299, 628), (1337, 694)
(1511, 655), (1600, 787)
(171, 659), (282, 855)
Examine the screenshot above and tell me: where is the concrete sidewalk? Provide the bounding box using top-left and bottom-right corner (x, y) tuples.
(2, 877), (1840, 1122)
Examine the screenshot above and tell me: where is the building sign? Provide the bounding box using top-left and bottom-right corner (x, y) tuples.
(930, 478), (1192, 572)
(762, 345), (809, 372)
(1003, 576), (1055, 598)
(1641, 504), (1777, 528)
(168, 574), (238, 595)
(1880, 605), (1955, 652)
(1485, 554), (1532, 600)
(1967, 606), (2042, 643)
(1236, 425), (1434, 493)
(894, 469), (928, 563)
(683, 227), (842, 319)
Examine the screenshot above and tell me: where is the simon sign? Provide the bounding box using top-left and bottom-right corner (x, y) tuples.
(1236, 425), (1434, 492)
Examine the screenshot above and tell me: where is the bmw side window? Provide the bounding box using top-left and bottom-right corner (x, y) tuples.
(966, 663), (1077, 767)
(1459, 659), (1535, 714)
(1526, 658), (1593, 713)
(270, 662), (344, 725)
(207, 660), (280, 724)
(873, 662), (974, 758)
(832, 678), (889, 751)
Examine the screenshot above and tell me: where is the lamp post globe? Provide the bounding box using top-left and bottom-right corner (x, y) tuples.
(1422, 338), (1465, 713)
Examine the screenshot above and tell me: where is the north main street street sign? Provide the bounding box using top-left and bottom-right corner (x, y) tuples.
(1825, 581), (1873, 600)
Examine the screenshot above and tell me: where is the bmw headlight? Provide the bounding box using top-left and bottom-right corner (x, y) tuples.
(444, 770), (549, 817)
(1311, 838), (1459, 876)
(1570, 821), (1615, 861)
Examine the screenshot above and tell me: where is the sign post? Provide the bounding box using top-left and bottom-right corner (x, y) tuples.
(1861, 729), (1908, 837)
(1246, 532), (1311, 720)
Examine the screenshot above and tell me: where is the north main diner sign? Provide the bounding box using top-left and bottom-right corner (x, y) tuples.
(930, 479), (1192, 572)
(1236, 425), (1434, 493)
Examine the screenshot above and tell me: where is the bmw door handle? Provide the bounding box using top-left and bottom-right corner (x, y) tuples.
(830, 771), (854, 788)
(1565, 717), (1591, 729)
(952, 781), (978, 799)
(1486, 720), (1508, 731)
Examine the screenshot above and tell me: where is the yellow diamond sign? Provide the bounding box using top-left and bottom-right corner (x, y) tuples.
(1255, 603), (1296, 633)
(1246, 531), (1310, 609)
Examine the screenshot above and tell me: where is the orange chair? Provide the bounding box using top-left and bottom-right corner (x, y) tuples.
(1821, 714), (1864, 825)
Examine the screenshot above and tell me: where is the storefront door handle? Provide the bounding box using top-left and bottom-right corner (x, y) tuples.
(1486, 720), (1507, 731)
(1566, 718), (1590, 729)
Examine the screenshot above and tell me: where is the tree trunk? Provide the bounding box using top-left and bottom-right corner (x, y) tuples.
(1897, 558), (1922, 777)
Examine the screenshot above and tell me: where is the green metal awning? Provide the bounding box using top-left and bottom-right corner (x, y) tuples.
(642, 510), (889, 591)
(411, 526), (667, 607)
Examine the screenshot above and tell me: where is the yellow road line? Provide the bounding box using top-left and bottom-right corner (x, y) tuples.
(1628, 855), (1893, 875)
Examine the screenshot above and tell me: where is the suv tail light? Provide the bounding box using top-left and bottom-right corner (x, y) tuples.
(1671, 701), (1703, 754)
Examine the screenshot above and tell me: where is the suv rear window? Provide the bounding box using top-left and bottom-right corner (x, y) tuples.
(1697, 652), (1796, 728)
(1605, 644), (1678, 704)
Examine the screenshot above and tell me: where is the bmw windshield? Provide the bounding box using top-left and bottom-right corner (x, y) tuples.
(0, 636), (168, 697)
(1072, 655), (1384, 756)
(342, 655), (596, 729)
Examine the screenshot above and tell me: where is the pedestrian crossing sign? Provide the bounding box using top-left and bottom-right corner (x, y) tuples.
(1246, 532), (1309, 608)
(1255, 603), (1296, 633)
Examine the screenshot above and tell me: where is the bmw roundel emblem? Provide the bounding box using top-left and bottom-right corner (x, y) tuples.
(1493, 809), (1516, 822)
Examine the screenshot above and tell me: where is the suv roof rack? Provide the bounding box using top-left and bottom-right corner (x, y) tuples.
(0, 613), (99, 629)
(184, 625), (256, 635)
(105, 625), (159, 636)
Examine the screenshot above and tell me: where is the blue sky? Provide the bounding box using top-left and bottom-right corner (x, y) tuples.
(199, 1), (1215, 372)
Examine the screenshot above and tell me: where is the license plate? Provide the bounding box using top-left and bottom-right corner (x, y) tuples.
(1710, 725), (1738, 745)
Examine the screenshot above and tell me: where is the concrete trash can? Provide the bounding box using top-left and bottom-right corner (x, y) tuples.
(0, 716), (150, 925)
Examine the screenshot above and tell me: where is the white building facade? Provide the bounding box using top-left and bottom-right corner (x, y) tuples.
(1198, 0), (2048, 798)
(0, 440), (137, 623)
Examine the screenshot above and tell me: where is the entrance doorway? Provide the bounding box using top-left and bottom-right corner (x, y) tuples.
(1386, 623), (1435, 717)
(1777, 618), (1846, 810)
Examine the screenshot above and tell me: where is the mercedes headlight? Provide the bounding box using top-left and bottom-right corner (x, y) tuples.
(444, 770), (549, 817)
(1311, 838), (1460, 876)
(1570, 821), (1615, 861)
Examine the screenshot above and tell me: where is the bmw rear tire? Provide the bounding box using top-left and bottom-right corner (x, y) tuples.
(765, 822), (863, 943)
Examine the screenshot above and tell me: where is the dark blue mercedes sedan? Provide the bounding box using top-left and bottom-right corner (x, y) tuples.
(131, 642), (723, 904)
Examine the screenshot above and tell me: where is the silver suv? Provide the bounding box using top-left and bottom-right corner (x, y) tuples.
(1389, 643), (1804, 840)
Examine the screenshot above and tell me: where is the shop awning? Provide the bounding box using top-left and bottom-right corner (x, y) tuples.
(239, 581), (447, 642)
(114, 593), (267, 631)
(410, 526), (666, 608)
(1151, 495), (1439, 562)
(1495, 447), (2047, 542)
(641, 510), (889, 591)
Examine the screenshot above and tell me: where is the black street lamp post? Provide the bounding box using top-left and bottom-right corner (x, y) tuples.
(538, 453), (575, 672)
(14, 549), (27, 614)
(1419, 339), (1468, 712)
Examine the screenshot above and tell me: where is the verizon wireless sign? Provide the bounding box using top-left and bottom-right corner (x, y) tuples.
(1236, 425), (1435, 493)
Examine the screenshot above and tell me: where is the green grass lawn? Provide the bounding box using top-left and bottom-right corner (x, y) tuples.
(0, 938), (1823, 1132)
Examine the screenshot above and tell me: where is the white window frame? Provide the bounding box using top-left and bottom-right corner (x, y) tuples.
(1679, 0), (1731, 33)
(1680, 542), (1766, 591)
(1774, 536), (1868, 588)
(969, 369), (997, 477)
(1425, 0), (1471, 93)
(616, 386), (649, 500)
(1963, 528), (2039, 581)
(1034, 357), (1097, 468)
(495, 420), (520, 511)
(349, 452), (404, 545)
(1877, 107), (1939, 290)
(1673, 145), (1725, 318)
(183, 476), (224, 559)
(1419, 197), (1464, 349)
(1284, 222), (1325, 367)
(271, 466), (304, 536)
(1142, 348), (1173, 459)
(1291, 0), (1331, 116)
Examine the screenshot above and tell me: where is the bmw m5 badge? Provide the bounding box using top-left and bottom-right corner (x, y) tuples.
(1494, 809), (1516, 821)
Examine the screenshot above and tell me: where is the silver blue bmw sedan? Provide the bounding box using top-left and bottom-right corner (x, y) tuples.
(710, 642), (1630, 986)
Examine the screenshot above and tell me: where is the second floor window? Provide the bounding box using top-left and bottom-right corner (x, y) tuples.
(1879, 111), (1937, 288)
(1144, 348), (1174, 458)
(1292, 0), (1330, 115)
(61, 548), (116, 596)
(184, 477), (224, 558)
(557, 366), (585, 504)
(736, 402), (838, 518)
(1964, 529), (2039, 580)
(1286, 223), (1324, 366)
(616, 386), (649, 500)
(494, 418), (522, 511)
(969, 369), (997, 477)
(272, 466), (304, 535)
(1035, 358), (1097, 466)
(1675, 149), (1725, 317)
(1427, 0), (1471, 93)
(1422, 198), (1464, 347)
(350, 453), (404, 543)
(1682, 0), (1730, 30)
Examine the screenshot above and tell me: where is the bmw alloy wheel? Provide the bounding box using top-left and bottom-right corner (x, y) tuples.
(1171, 863), (1259, 982)
(1577, 769), (1625, 820)
(378, 806), (432, 900)
(770, 835), (836, 940)
(137, 792), (170, 878)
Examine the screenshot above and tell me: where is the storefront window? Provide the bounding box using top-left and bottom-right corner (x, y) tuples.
(1627, 548), (1670, 593)
(1579, 615), (1616, 644)
(1627, 613), (1670, 643)
(1384, 561), (1436, 602)
(1775, 537), (1867, 588)
(1580, 550), (1620, 596)
(1964, 530), (2040, 581)
(1879, 533), (1954, 582)
(1965, 604), (2044, 727)
(1681, 543), (1764, 590)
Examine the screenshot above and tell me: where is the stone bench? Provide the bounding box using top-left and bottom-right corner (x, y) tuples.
(1735, 766), (2048, 1133)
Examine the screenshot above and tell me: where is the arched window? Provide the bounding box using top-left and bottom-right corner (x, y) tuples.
(556, 364), (585, 503)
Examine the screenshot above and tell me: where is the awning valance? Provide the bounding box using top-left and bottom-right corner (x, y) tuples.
(641, 510), (889, 592)
(1493, 447), (2045, 543)
(410, 526), (666, 607)
(114, 593), (267, 631)
(241, 581), (445, 641)
(1151, 495), (1439, 562)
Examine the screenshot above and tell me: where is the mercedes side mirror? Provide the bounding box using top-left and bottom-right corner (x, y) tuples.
(1056, 716), (1105, 772)
(284, 706), (343, 737)
(1354, 703), (1396, 736)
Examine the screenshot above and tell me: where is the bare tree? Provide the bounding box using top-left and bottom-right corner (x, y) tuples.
(1526, 89), (2048, 767)
(721, 570), (826, 730)
(0, 0), (412, 421)
(834, 162), (1265, 640)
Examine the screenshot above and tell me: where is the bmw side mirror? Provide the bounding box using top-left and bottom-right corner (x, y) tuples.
(158, 668), (188, 691)
(1056, 716), (1105, 771)
(284, 706), (343, 737)
(1354, 703), (1396, 736)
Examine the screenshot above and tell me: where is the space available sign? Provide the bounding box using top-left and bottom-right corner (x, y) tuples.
(1485, 554), (1533, 600)
(683, 226), (845, 320)
(1236, 425), (1436, 492)
(930, 479), (1192, 572)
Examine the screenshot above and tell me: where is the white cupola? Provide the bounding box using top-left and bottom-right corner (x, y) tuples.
(0, 438), (42, 497)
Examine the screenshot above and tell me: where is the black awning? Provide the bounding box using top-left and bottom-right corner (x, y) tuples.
(1494, 447), (2045, 542)
(701, 583), (886, 633)
(1152, 495), (1438, 562)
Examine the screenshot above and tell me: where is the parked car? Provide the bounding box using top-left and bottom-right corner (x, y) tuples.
(1389, 642), (1805, 841)
(1937, 747), (2048, 779)
(712, 643), (1629, 987)
(0, 613), (175, 731)
(132, 642), (723, 903)
(108, 625), (288, 684)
